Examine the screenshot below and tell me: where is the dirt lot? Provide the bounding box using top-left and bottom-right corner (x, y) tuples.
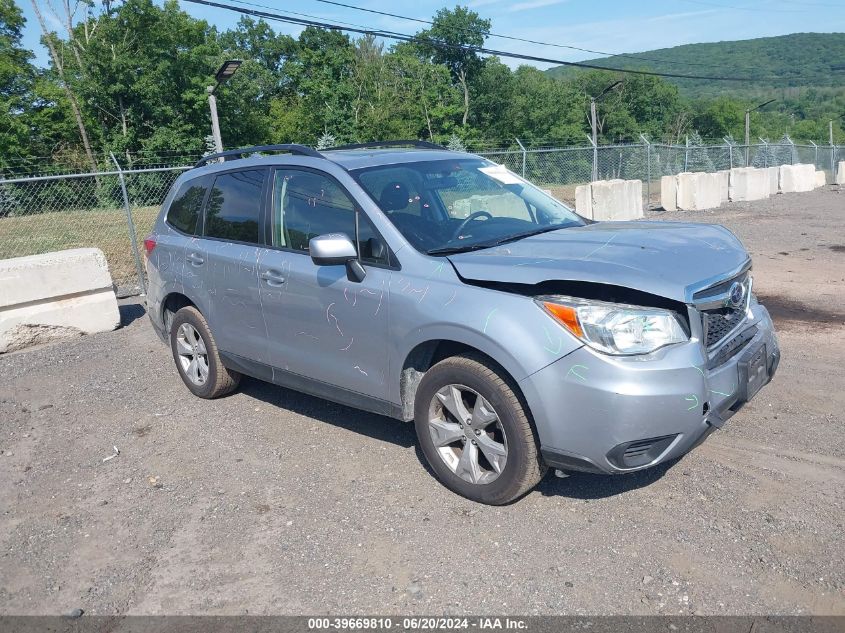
(1, 188), (844, 616)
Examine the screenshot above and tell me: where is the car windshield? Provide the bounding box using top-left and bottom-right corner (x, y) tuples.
(352, 158), (584, 255)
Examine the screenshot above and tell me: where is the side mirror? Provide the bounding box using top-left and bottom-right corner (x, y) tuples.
(309, 233), (367, 282)
(309, 233), (357, 266)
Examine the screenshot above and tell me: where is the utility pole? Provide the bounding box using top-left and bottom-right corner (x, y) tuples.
(590, 98), (598, 181)
(831, 120), (835, 175)
(207, 60), (242, 154)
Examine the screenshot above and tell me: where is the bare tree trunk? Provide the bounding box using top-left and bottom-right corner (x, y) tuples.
(458, 69), (469, 127)
(30, 0), (98, 175)
(416, 71), (434, 141)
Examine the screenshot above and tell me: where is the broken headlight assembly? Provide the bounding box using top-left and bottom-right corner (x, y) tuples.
(536, 295), (688, 355)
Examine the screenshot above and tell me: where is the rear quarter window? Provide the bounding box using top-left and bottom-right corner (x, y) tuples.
(166, 177), (210, 235)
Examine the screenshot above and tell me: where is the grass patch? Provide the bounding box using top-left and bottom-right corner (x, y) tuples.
(0, 206), (159, 288)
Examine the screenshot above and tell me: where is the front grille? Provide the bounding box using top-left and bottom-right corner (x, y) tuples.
(702, 307), (746, 348)
(708, 325), (757, 369)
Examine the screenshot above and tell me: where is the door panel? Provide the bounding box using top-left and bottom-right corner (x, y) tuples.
(262, 168), (392, 400)
(269, 255), (390, 398)
(201, 168), (269, 362)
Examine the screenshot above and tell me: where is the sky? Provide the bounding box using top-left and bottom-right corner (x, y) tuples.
(17, 0), (845, 70)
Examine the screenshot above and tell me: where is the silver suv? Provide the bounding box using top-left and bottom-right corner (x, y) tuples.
(144, 141), (780, 504)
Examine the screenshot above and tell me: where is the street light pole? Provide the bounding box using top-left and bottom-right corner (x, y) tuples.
(588, 80), (622, 182)
(744, 98), (776, 166)
(208, 87), (223, 154)
(206, 60), (243, 155)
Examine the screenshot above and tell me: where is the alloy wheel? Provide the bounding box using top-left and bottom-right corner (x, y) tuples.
(175, 323), (209, 386)
(428, 384), (508, 485)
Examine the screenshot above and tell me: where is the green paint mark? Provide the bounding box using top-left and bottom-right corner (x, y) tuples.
(432, 262), (445, 275)
(709, 381), (737, 398)
(685, 394), (700, 411)
(694, 366), (706, 377)
(567, 364), (588, 382)
(542, 327), (563, 354)
(482, 308), (498, 334)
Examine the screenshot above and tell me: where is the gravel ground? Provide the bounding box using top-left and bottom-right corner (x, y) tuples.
(1, 188), (844, 616)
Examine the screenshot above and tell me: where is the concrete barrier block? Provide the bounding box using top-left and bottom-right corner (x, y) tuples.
(623, 179), (644, 220)
(815, 171), (826, 188)
(717, 170), (730, 202)
(836, 161), (845, 185)
(575, 184), (592, 219)
(660, 175), (677, 211)
(676, 172), (721, 211)
(0, 248), (120, 353)
(729, 167), (770, 202)
(767, 167), (779, 195)
(589, 179), (643, 221)
(779, 164), (816, 193)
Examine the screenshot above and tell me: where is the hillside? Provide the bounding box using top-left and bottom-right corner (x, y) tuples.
(546, 33), (845, 99)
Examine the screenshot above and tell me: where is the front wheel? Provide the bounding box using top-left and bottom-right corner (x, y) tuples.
(414, 354), (546, 505)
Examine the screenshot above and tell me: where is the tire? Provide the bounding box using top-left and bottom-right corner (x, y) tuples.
(414, 353), (546, 505)
(169, 306), (240, 399)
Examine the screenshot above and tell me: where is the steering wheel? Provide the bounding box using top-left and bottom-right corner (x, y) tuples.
(451, 211), (493, 240)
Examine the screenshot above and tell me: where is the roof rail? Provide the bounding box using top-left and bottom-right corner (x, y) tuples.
(325, 140), (446, 151)
(194, 144), (322, 168)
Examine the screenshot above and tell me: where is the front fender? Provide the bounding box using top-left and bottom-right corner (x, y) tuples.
(387, 279), (583, 404)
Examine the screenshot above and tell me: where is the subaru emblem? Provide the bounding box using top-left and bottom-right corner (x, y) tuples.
(728, 281), (745, 308)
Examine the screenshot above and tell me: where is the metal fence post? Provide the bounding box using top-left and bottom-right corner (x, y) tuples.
(515, 138), (527, 178)
(109, 152), (147, 295)
(809, 141), (818, 169)
(684, 136), (689, 172)
(639, 134), (651, 210)
(724, 137), (734, 169)
(586, 134), (598, 182)
(758, 139), (769, 168)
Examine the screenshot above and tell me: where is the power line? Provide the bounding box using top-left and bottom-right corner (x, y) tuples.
(239, 0), (766, 72)
(184, 0), (769, 82)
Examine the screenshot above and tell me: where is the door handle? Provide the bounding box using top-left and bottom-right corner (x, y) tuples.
(187, 252), (204, 265)
(260, 270), (286, 286)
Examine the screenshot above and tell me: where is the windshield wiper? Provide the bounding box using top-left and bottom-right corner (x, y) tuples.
(426, 243), (494, 255)
(427, 226), (567, 256)
(487, 225), (563, 246)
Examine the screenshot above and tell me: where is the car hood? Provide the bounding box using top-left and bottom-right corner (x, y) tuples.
(446, 222), (749, 303)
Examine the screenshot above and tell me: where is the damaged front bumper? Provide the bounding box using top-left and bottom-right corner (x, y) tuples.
(520, 301), (780, 475)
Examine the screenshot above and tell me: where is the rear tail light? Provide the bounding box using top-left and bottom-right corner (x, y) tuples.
(143, 237), (156, 255)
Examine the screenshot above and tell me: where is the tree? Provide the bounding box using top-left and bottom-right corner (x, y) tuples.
(415, 6), (490, 127)
(315, 132), (336, 150)
(28, 0), (98, 172)
(685, 131), (715, 172)
(692, 96), (745, 140)
(0, 0), (36, 165)
(280, 27), (356, 142)
(446, 134), (466, 152)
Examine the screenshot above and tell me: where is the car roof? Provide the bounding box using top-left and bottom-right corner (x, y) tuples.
(189, 147), (480, 177)
(321, 148), (477, 170)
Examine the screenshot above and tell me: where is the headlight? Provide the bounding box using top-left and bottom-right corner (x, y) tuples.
(536, 295), (688, 355)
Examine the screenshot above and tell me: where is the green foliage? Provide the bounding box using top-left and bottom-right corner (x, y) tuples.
(3, 0), (843, 172)
(0, 0), (37, 163)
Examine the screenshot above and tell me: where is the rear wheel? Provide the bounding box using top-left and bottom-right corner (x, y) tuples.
(170, 306), (240, 399)
(414, 354), (545, 505)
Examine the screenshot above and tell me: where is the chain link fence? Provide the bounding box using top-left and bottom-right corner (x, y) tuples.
(1, 141), (842, 297)
(0, 164), (189, 296)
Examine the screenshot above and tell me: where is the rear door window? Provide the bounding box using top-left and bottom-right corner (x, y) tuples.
(166, 176), (210, 235)
(204, 169), (266, 244)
